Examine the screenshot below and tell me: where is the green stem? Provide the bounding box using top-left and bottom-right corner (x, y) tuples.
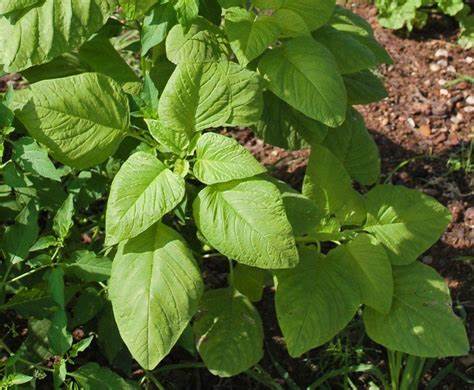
(145, 371), (165, 390)
(228, 258), (234, 287)
(388, 349), (403, 390)
(5, 264), (51, 285)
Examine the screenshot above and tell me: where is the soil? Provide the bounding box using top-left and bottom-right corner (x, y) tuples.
(1, 2), (472, 388)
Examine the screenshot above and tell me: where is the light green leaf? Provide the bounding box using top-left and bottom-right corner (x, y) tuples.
(275, 248), (360, 357)
(30, 235), (58, 252)
(174, 0), (199, 26)
(74, 362), (138, 389)
(159, 61), (262, 134)
(224, 8), (280, 66)
(22, 35), (141, 95)
(2, 201), (38, 264)
(194, 132), (265, 184)
(53, 194), (75, 241)
(254, 91), (328, 150)
(109, 223), (203, 370)
(119, 0), (160, 19)
(232, 264), (267, 302)
(0, 0), (42, 16)
(329, 234), (393, 313)
(166, 17), (229, 64)
(313, 26), (377, 74)
(271, 178), (325, 237)
(364, 262), (468, 357)
(282, 0), (336, 30)
(193, 178), (299, 269)
(322, 108), (380, 185)
(15, 73), (130, 169)
(194, 288), (264, 377)
(329, 6), (392, 65)
(142, 3), (177, 56)
(146, 118), (192, 156)
(302, 144), (365, 226)
(106, 152), (185, 245)
(0, 0), (115, 72)
(364, 185), (452, 265)
(272, 9), (310, 38)
(67, 250), (112, 283)
(12, 137), (62, 182)
(344, 70), (387, 105)
(258, 36), (347, 127)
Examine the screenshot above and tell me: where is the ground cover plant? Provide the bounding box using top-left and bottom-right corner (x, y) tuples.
(0, 0), (470, 388)
(373, 0), (473, 48)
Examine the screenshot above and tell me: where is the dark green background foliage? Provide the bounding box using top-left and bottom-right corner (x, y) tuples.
(0, 0), (468, 388)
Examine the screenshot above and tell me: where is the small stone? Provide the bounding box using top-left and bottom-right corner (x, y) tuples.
(466, 95), (474, 105)
(465, 56), (473, 64)
(419, 124), (431, 137)
(407, 117), (416, 128)
(440, 88), (449, 96)
(437, 59), (448, 67)
(429, 63), (440, 72)
(450, 113), (464, 124)
(435, 48), (449, 58)
(438, 79), (446, 86)
(447, 65), (456, 74)
(464, 106), (474, 113)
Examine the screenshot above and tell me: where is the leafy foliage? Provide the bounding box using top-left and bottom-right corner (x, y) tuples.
(374, 0), (474, 48)
(0, 0), (468, 387)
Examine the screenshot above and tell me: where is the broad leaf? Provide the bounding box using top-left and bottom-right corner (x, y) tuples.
(119, 0), (160, 19)
(193, 132), (265, 184)
(328, 234), (393, 313)
(0, 0), (42, 16)
(364, 185), (452, 265)
(272, 178), (325, 237)
(174, 0), (200, 26)
(166, 18), (229, 64)
(275, 248), (360, 356)
(258, 36), (347, 127)
(0, 0), (115, 72)
(303, 144), (365, 225)
(232, 264), (267, 302)
(67, 250), (112, 283)
(193, 178), (299, 269)
(47, 268), (72, 355)
(329, 6), (392, 65)
(224, 8), (280, 66)
(194, 288), (264, 377)
(22, 35), (141, 95)
(254, 91), (328, 150)
(2, 201), (38, 264)
(53, 194), (75, 241)
(344, 70), (387, 105)
(142, 3), (177, 56)
(73, 362), (138, 389)
(159, 60), (262, 135)
(109, 223), (203, 369)
(15, 73), (130, 169)
(322, 108), (380, 185)
(273, 0), (336, 37)
(313, 26), (377, 74)
(364, 262), (468, 357)
(106, 152), (185, 245)
(12, 137), (62, 182)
